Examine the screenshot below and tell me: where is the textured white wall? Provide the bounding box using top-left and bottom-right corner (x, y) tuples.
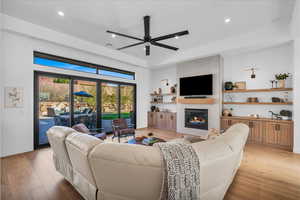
(2, 31), (150, 157)
(223, 43), (294, 118)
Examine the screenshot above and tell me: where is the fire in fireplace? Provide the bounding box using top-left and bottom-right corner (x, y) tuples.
(185, 108), (208, 130)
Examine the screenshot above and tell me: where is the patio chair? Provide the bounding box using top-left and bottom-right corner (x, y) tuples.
(72, 123), (107, 140)
(112, 118), (135, 143)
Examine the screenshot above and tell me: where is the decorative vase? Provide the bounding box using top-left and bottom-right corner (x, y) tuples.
(278, 80), (285, 88)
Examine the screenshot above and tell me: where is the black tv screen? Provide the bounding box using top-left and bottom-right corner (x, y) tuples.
(180, 74), (213, 96)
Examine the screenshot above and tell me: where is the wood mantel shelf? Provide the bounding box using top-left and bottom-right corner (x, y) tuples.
(177, 98), (215, 104)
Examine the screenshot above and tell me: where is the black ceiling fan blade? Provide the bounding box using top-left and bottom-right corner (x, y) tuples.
(151, 42), (178, 51)
(117, 42), (145, 50)
(151, 30), (189, 42)
(144, 16), (150, 38)
(106, 30), (144, 41)
(146, 45), (150, 56)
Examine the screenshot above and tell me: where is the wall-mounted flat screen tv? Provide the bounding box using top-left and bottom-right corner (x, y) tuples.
(180, 74), (213, 96)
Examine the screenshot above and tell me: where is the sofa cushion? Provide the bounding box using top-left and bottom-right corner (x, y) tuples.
(66, 132), (103, 186)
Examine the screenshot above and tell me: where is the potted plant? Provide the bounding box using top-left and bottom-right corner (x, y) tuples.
(275, 73), (290, 88)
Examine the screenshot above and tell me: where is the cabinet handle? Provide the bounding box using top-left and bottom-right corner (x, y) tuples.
(275, 124), (280, 131)
(150, 114), (153, 117)
(170, 116), (174, 120)
(160, 115), (163, 119)
(249, 121), (254, 128)
(228, 120), (232, 126)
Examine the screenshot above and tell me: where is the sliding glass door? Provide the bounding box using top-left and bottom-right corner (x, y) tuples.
(120, 84), (135, 126)
(37, 75), (71, 146)
(101, 82), (119, 132)
(73, 80), (97, 129)
(34, 72), (136, 148)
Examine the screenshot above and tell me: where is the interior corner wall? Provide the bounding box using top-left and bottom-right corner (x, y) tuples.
(293, 38), (300, 154)
(2, 31), (150, 157)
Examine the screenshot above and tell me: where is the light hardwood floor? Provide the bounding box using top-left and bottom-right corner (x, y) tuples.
(1, 128), (300, 200)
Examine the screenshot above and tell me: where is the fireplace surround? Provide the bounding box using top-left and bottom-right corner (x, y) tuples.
(185, 108), (208, 130)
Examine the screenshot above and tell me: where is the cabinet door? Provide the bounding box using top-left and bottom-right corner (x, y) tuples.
(157, 112), (166, 129)
(171, 113), (177, 131)
(148, 112), (153, 127)
(221, 119), (229, 130)
(277, 123), (293, 149)
(167, 113), (177, 131)
(248, 121), (263, 144)
(264, 122), (278, 145)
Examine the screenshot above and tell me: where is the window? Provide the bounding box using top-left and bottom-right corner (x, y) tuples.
(34, 52), (135, 80)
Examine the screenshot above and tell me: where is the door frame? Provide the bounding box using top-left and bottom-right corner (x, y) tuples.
(34, 71), (137, 149)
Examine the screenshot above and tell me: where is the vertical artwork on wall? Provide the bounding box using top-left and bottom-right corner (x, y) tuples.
(4, 87), (24, 108)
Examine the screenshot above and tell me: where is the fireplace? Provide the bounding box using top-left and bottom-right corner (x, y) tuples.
(185, 108), (208, 130)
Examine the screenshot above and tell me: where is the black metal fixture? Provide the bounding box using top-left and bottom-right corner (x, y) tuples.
(107, 15), (189, 56)
(245, 67), (258, 79)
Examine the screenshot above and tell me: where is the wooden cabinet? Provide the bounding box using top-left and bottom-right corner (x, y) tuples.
(264, 122), (293, 150)
(221, 116), (293, 151)
(148, 112), (176, 131)
(247, 120), (263, 144)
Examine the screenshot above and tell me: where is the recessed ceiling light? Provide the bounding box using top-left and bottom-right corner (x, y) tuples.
(175, 35), (179, 39)
(111, 34), (116, 38)
(58, 11), (64, 17)
(225, 18), (231, 24)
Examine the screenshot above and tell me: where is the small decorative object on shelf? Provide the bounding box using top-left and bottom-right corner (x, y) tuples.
(170, 84), (177, 94)
(171, 96), (177, 103)
(275, 73), (290, 88)
(270, 80), (275, 88)
(151, 106), (156, 112)
(234, 81), (246, 90)
(271, 97), (283, 103)
(280, 110), (292, 120)
(249, 114), (259, 118)
(224, 82), (234, 90)
(155, 107), (160, 112)
(247, 97), (259, 103)
(158, 88), (162, 94)
(222, 108), (233, 117)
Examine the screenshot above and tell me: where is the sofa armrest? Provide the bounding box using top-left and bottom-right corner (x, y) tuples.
(88, 143), (163, 200)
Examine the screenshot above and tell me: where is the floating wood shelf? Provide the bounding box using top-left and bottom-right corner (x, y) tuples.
(177, 98), (215, 104)
(150, 93), (177, 96)
(150, 102), (176, 104)
(223, 102), (293, 105)
(223, 88), (293, 93)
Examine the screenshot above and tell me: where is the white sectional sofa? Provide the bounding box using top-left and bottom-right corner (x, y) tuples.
(47, 123), (249, 200)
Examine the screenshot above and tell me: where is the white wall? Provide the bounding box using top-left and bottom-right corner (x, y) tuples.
(2, 31), (150, 157)
(176, 55), (222, 135)
(291, 0), (300, 154)
(223, 43), (294, 118)
(293, 39), (300, 153)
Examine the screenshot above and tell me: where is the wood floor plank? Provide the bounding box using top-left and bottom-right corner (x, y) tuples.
(1, 129), (300, 200)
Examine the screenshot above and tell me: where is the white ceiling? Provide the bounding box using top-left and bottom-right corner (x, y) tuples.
(2, 0), (295, 65)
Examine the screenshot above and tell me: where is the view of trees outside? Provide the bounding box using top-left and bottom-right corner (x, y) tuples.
(39, 77), (134, 119)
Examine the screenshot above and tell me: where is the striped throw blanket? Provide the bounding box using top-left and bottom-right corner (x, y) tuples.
(154, 142), (201, 200)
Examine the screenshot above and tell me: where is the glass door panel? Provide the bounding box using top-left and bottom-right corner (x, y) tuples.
(101, 82), (119, 132)
(38, 76), (70, 146)
(120, 85), (135, 126)
(73, 80), (97, 129)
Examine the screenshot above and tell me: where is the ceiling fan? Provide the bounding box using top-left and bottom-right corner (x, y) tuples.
(106, 15), (189, 56)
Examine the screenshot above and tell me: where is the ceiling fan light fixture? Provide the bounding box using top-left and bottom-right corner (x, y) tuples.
(57, 11), (64, 17)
